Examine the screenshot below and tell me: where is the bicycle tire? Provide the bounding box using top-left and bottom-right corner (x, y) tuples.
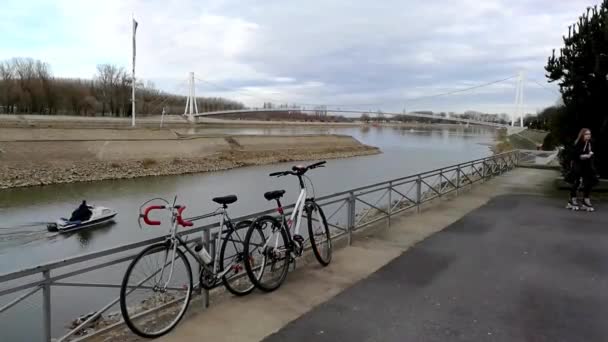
(307, 202), (332, 266)
(243, 215), (291, 292)
(120, 242), (192, 338)
(220, 220), (261, 296)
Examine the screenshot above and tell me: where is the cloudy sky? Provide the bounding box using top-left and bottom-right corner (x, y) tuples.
(0, 0), (597, 114)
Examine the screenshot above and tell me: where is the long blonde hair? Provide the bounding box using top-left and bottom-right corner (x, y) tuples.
(575, 128), (591, 145)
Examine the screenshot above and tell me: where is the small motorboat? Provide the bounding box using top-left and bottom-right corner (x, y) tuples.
(47, 206), (117, 233)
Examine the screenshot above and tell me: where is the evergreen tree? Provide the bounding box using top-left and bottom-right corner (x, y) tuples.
(546, 1), (608, 177)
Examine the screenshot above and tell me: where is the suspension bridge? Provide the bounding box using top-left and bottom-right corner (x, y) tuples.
(144, 70), (535, 129)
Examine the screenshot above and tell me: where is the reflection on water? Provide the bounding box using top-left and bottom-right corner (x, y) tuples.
(69, 221), (117, 249)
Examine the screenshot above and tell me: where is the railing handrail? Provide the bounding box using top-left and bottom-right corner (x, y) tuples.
(0, 150), (518, 284)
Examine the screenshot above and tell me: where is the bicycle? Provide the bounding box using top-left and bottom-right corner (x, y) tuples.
(243, 161), (332, 292)
(119, 195), (264, 338)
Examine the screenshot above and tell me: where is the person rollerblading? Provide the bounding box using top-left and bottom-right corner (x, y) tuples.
(566, 197), (580, 211)
(581, 198), (595, 212)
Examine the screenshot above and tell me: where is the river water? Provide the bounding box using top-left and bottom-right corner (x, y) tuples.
(0, 125), (496, 340)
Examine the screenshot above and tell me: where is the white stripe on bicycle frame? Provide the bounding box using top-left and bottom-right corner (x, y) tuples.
(291, 188), (307, 236)
(212, 211), (226, 273)
(161, 218), (179, 288)
(164, 230), (179, 289)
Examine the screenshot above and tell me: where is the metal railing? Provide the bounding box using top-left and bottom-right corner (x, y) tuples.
(0, 150), (519, 341)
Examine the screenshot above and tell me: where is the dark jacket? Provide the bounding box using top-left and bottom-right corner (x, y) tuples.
(70, 203), (92, 222)
(569, 140), (598, 186)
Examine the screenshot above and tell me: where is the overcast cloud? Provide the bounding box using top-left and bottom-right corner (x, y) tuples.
(0, 0), (597, 114)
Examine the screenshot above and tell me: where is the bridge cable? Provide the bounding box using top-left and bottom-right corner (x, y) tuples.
(192, 74), (284, 105)
(402, 75), (517, 104)
(530, 79), (561, 96)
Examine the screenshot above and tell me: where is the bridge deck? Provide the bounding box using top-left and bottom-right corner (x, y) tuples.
(154, 168), (607, 342)
(193, 109), (509, 127)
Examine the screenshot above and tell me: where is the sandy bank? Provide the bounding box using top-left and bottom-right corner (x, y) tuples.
(0, 129), (379, 189)
(0, 114), (361, 129)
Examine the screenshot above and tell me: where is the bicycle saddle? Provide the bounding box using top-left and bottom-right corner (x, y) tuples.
(264, 190), (286, 201)
(212, 195), (238, 205)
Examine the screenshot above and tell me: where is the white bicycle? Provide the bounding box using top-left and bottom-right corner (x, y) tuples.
(243, 161), (332, 292)
(119, 195), (263, 338)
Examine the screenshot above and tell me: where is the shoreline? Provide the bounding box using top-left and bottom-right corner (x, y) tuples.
(0, 129), (380, 189)
(1, 148), (379, 190)
(0, 114), (480, 130)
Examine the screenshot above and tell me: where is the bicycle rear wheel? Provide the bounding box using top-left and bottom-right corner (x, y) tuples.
(244, 216), (291, 292)
(120, 242), (192, 338)
(307, 202), (332, 266)
(220, 220), (264, 296)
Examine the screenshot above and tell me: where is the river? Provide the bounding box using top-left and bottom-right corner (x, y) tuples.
(0, 125), (496, 341)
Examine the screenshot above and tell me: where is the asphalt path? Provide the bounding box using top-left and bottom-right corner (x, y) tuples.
(264, 195), (608, 342)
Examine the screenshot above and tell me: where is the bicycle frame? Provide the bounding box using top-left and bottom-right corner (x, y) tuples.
(282, 187), (307, 238)
(150, 205), (238, 289)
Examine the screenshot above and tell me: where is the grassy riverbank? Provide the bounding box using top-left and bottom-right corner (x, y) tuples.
(493, 128), (548, 153)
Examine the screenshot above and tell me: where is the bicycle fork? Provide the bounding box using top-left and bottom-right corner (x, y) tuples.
(156, 221), (180, 291)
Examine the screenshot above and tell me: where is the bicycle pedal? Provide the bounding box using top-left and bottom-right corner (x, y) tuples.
(293, 235), (305, 256)
(289, 258), (297, 271)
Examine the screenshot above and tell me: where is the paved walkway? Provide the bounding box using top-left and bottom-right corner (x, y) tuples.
(264, 194), (608, 341)
(146, 168), (607, 342)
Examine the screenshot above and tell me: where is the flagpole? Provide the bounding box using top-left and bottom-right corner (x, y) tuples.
(131, 14), (136, 127)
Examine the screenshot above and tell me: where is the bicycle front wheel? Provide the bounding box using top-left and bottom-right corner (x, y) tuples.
(244, 216), (291, 292)
(307, 202), (332, 266)
(220, 220), (264, 296)
(120, 242), (192, 338)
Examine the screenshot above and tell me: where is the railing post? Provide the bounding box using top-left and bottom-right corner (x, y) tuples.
(481, 161), (487, 183)
(439, 170), (443, 198)
(416, 176), (422, 213)
(346, 192), (355, 245)
(202, 229), (211, 308)
(456, 165), (461, 196)
(387, 182), (392, 227)
(42, 270), (51, 342)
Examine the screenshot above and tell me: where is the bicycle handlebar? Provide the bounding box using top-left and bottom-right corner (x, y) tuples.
(177, 206), (194, 227)
(309, 161), (327, 169)
(140, 205), (193, 227)
(141, 205), (165, 225)
(270, 161), (327, 177)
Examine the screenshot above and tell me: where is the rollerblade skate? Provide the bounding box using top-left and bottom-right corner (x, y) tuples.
(581, 198), (595, 212)
(566, 197), (580, 211)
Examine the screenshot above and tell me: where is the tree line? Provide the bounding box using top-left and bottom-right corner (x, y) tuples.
(359, 111), (510, 125)
(0, 57), (245, 116)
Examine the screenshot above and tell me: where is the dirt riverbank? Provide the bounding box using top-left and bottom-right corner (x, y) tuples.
(0, 128), (380, 189)
(0, 114), (473, 130)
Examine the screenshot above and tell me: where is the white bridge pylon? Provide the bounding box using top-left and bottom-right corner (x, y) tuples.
(184, 71), (198, 121)
(511, 71), (526, 127)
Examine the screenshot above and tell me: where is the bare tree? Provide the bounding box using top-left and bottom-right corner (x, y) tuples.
(96, 64), (119, 116)
(0, 61), (15, 113)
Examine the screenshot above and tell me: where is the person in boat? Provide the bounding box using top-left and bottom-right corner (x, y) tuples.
(70, 200), (92, 222)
